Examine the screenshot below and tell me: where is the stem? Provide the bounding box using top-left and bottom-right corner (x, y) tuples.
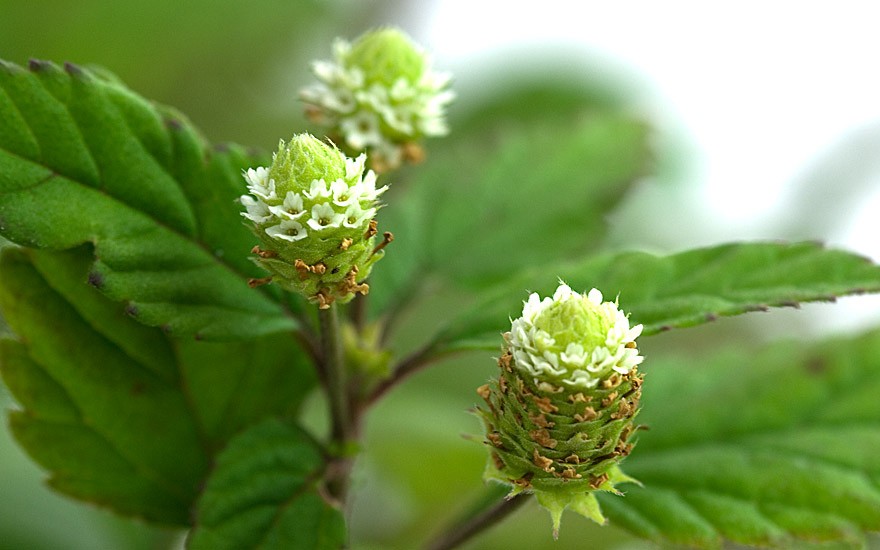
(320, 304), (349, 440)
(364, 344), (446, 407)
(425, 494), (528, 550)
(319, 304), (353, 500)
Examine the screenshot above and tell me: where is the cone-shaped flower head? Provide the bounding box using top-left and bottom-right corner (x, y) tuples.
(300, 27), (455, 172)
(240, 134), (391, 308)
(477, 283), (645, 537)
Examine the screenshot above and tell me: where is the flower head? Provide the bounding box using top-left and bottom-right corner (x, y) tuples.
(300, 27), (455, 172)
(477, 283), (644, 537)
(510, 284), (644, 390)
(239, 134), (391, 308)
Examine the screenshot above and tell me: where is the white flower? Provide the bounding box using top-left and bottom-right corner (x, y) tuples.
(304, 179), (332, 200)
(358, 169), (388, 199)
(329, 179), (358, 207)
(508, 283), (643, 390)
(299, 29), (454, 171)
(342, 203), (374, 228)
(307, 203), (345, 231)
(265, 220), (307, 242)
(240, 195), (271, 223)
(345, 154), (367, 181)
(268, 192), (306, 220)
(340, 111), (383, 151)
(244, 167), (277, 200)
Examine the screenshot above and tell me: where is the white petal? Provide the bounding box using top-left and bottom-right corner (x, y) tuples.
(308, 203), (344, 230)
(346, 154), (367, 180)
(240, 195), (271, 223)
(265, 220), (307, 242)
(304, 179), (331, 200)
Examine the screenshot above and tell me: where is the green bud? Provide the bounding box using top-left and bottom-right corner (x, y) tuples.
(300, 27), (455, 172)
(345, 28), (425, 87)
(477, 283), (645, 537)
(239, 134), (392, 308)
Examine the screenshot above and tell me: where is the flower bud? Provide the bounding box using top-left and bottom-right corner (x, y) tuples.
(477, 283), (644, 537)
(240, 134), (391, 308)
(300, 27), (455, 172)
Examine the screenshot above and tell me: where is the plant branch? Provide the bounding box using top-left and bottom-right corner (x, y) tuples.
(424, 493), (528, 550)
(364, 343), (447, 407)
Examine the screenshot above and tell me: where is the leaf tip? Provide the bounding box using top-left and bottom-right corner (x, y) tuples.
(124, 303), (139, 318)
(87, 270), (104, 289)
(63, 61), (84, 77)
(28, 59), (50, 72)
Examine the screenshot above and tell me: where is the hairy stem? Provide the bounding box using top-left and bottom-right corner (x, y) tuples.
(319, 304), (353, 500)
(425, 494), (528, 550)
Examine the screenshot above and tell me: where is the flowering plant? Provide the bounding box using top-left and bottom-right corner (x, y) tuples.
(1, 15), (879, 550)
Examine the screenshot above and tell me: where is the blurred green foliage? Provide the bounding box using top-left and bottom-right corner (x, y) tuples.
(2, 1), (879, 549)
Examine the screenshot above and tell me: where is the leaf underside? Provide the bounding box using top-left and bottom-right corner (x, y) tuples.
(598, 329), (880, 548)
(435, 241), (880, 353)
(0, 58), (293, 340)
(188, 419), (345, 550)
(0, 247), (316, 524)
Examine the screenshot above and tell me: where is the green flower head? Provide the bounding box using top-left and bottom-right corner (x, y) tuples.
(300, 27), (455, 172)
(477, 283), (644, 537)
(240, 134), (391, 308)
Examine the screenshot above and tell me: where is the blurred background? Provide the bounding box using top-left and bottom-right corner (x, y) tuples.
(1, 1), (879, 548)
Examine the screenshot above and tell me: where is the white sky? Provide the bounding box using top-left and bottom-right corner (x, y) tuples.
(420, 0), (880, 333)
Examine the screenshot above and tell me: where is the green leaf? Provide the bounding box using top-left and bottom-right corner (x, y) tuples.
(0, 247), (316, 524)
(0, 58), (293, 339)
(597, 329), (880, 548)
(370, 110), (650, 314)
(188, 418), (345, 550)
(433, 241), (880, 353)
